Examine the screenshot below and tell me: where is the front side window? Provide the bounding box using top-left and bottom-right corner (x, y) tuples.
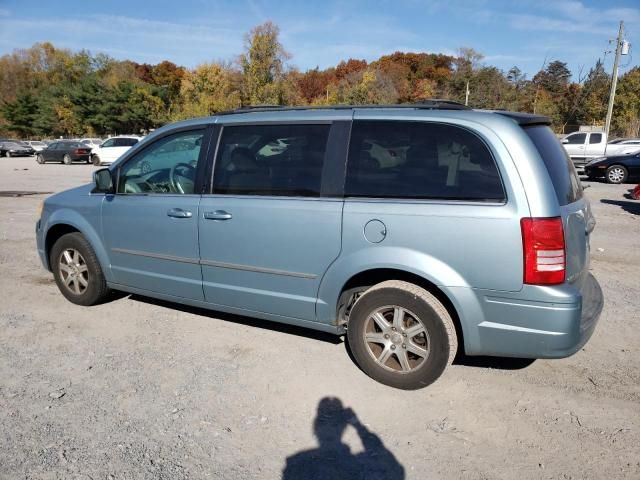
(345, 121), (505, 201)
(212, 124), (330, 197)
(101, 139), (115, 148)
(566, 133), (586, 144)
(117, 130), (204, 194)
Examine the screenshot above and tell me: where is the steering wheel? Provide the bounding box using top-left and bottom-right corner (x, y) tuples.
(169, 162), (196, 194)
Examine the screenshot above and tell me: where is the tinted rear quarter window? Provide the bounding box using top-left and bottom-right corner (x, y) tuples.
(345, 121), (505, 201)
(525, 125), (583, 206)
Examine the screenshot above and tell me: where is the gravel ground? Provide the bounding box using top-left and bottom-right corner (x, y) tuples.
(0, 156), (639, 480)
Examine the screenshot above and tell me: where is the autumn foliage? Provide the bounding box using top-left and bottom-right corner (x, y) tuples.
(1, 22), (638, 138)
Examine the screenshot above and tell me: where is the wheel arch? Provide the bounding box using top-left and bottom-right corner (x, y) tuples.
(322, 265), (466, 356)
(43, 211), (112, 281)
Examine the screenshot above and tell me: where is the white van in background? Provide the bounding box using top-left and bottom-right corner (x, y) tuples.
(91, 136), (140, 166)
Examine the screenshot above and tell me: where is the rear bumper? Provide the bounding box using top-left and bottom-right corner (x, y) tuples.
(457, 273), (603, 358)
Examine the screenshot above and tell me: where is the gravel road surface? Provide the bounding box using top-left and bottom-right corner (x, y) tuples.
(1, 157), (638, 479)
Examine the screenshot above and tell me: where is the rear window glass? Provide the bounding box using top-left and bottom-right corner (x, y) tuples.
(345, 121), (505, 201)
(525, 125), (583, 206)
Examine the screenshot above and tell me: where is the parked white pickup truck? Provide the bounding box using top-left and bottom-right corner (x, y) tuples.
(562, 132), (640, 170)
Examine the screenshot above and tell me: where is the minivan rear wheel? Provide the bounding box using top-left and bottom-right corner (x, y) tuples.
(606, 165), (627, 184)
(346, 280), (457, 390)
(50, 232), (111, 306)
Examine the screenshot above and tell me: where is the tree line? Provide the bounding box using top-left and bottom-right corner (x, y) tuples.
(1, 21), (639, 138)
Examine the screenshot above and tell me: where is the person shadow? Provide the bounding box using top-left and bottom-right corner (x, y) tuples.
(282, 397), (405, 480)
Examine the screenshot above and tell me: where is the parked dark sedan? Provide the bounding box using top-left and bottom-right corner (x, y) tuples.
(0, 141), (35, 157)
(585, 151), (640, 184)
(36, 141), (92, 164)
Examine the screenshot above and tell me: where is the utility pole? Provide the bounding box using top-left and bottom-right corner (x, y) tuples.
(465, 80), (470, 106)
(604, 21), (624, 143)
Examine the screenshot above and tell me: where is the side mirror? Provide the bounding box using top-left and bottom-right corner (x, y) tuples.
(561, 138), (569, 144)
(93, 168), (114, 193)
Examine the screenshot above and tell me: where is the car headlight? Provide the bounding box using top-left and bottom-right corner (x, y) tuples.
(586, 157), (606, 166)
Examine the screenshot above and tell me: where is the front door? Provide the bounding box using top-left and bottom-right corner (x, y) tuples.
(563, 132), (587, 158)
(584, 132), (603, 158)
(102, 127), (209, 300)
(198, 122), (344, 321)
(43, 142), (62, 162)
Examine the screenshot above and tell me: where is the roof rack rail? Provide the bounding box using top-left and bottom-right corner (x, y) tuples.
(218, 100), (471, 115)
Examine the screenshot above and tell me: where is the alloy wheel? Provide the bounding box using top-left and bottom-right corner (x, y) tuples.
(362, 305), (430, 373)
(608, 167), (625, 183)
(58, 248), (89, 295)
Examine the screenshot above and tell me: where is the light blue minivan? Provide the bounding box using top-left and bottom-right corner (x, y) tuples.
(36, 102), (603, 389)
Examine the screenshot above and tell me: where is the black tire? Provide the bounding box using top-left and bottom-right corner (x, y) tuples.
(63, 154), (72, 165)
(346, 280), (457, 390)
(7, 151), (12, 158)
(606, 165), (628, 184)
(92, 155), (101, 166)
(36, 154), (45, 164)
(50, 232), (111, 306)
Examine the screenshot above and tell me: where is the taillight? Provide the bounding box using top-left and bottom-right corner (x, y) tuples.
(521, 217), (565, 285)
(74, 148), (88, 154)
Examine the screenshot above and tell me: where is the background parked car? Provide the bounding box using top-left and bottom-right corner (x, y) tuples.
(36, 140), (92, 164)
(79, 138), (103, 153)
(561, 131), (640, 172)
(584, 152), (640, 184)
(608, 138), (640, 146)
(0, 141), (35, 157)
(23, 140), (47, 152)
(91, 136), (140, 166)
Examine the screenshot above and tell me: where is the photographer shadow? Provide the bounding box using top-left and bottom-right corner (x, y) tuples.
(282, 397), (405, 480)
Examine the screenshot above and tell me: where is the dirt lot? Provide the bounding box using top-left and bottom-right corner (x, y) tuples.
(0, 156), (638, 480)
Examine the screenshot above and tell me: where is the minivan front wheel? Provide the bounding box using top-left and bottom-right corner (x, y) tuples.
(92, 155), (101, 166)
(346, 280), (457, 390)
(36, 154), (45, 164)
(50, 232), (111, 306)
(63, 154), (72, 165)
(606, 165), (627, 184)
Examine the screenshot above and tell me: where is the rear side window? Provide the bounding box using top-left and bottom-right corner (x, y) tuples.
(115, 138), (138, 147)
(345, 121), (505, 201)
(589, 133), (602, 144)
(525, 125), (583, 206)
(213, 124), (330, 197)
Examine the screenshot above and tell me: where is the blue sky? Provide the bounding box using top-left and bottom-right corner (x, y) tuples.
(0, 0), (638, 80)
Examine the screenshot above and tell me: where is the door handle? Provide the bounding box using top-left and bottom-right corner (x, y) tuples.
(203, 210), (232, 220)
(167, 208), (192, 218)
